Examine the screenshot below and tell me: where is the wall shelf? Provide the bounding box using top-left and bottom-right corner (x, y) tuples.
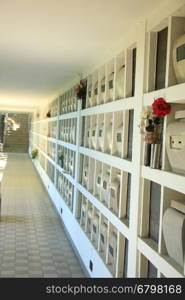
(77, 183), (130, 239)
(79, 147), (133, 173)
(138, 238), (184, 278)
(56, 164), (76, 186)
(59, 111), (78, 120)
(142, 166), (185, 194)
(81, 97), (134, 116)
(143, 82), (185, 106)
(57, 140), (77, 152)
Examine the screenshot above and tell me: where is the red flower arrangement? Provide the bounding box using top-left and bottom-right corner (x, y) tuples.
(152, 97), (171, 117)
(139, 98), (171, 144)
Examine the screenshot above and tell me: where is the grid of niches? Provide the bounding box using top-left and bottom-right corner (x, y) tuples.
(76, 191), (129, 278)
(30, 4), (185, 278)
(56, 169), (74, 212)
(59, 86), (78, 115)
(86, 47), (137, 108)
(58, 118), (77, 145)
(139, 12), (185, 278)
(78, 154), (131, 224)
(81, 110), (134, 161)
(30, 40), (137, 278)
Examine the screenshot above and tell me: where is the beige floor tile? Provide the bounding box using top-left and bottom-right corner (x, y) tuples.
(0, 154), (85, 278)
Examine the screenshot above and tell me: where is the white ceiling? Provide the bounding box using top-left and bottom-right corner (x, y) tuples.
(0, 0), (167, 109)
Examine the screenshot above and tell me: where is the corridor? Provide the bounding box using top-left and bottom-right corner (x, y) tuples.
(0, 154), (85, 278)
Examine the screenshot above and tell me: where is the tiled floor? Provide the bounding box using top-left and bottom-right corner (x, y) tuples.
(0, 153), (85, 278)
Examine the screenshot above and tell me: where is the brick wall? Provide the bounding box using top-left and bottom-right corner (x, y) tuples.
(4, 113), (29, 153)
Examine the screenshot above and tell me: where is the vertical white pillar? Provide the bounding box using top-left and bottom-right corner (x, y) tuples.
(127, 21), (146, 277)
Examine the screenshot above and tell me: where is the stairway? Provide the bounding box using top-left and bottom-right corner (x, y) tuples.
(3, 114), (29, 153)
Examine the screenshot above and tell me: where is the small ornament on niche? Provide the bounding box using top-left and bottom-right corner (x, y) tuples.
(139, 98), (171, 169)
(46, 111), (51, 118)
(75, 79), (87, 109)
(31, 148), (38, 159)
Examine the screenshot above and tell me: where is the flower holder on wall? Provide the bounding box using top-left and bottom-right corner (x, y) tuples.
(75, 79), (87, 109)
(31, 148), (38, 159)
(139, 98), (171, 169)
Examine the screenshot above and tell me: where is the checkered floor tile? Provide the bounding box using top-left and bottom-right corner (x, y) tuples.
(0, 153), (85, 278)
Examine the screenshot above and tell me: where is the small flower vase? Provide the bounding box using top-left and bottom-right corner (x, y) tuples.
(32, 153), (37, 159)
(150, 143), (162, 169)
(46, 111), (51, 118)
(144, 132), (159, 144)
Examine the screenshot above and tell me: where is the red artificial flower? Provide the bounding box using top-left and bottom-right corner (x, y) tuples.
(152, 98), (171, 117)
